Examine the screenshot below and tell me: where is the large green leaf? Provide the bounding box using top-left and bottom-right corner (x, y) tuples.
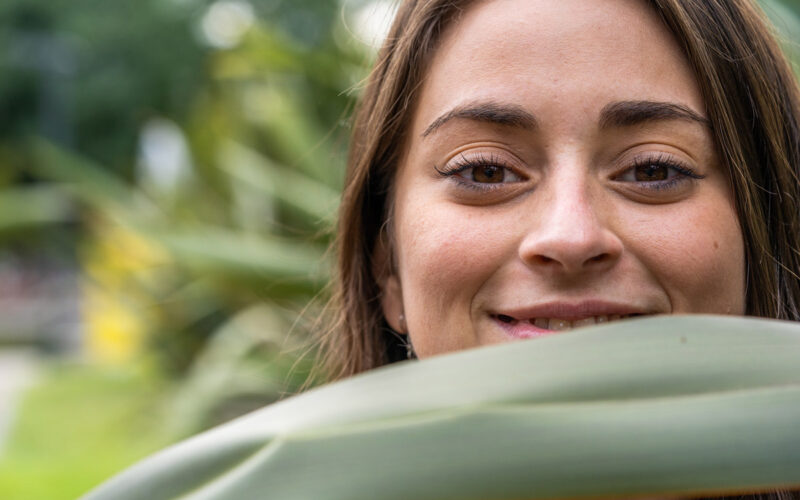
(81, 315), (800, 499)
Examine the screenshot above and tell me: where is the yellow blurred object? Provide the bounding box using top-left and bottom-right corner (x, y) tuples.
(83, 284), (145, 363)
(81, 224), (169, 363)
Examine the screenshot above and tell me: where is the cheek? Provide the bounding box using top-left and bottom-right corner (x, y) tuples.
(628, 199), (745, 314)
(393, 201), (516, 351)
(397, 205), (501, 301)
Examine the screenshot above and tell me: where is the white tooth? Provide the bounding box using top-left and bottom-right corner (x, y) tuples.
(596, 315), (609, 323)
(573, 317), (596, 327)
(534, 318), (549, 329)
(549, 318), (572, 330)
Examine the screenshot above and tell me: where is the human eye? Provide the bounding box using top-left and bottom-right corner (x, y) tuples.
(435, 152), (525, 190)
(613, 153), (705, 192)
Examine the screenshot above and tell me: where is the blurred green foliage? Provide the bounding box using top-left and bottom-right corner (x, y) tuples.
(0, 3), (377, 496)
(1, 0), (372, 380)
(0, 0), (348, 173)
(0, 0), (381, 496)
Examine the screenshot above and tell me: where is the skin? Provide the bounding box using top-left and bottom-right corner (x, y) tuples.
(379, 0), (746, 358)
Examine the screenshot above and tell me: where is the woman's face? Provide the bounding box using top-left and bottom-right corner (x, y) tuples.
(379, 0), (746, 357)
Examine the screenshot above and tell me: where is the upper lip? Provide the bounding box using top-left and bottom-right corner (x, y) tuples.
(491, 300), (651, 322)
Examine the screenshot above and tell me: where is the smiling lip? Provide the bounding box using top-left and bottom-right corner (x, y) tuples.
(490, 300), (649, 339)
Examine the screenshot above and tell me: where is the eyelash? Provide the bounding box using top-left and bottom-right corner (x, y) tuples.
(618, 153), (705, 191)
(434, 152), (522, 191)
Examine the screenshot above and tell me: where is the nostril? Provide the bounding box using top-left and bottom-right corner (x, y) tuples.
(589, 253), (609, 263)
(496, 314), (516, 323)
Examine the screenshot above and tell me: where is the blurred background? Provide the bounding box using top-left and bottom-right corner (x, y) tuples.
(0, 0), (797, 498)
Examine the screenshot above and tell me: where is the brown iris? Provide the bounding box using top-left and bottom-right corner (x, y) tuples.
(634, 164), (670, 181)
(472, 165), (505, 183)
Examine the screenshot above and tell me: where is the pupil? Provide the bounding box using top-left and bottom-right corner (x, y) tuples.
(635, 164), (668, 181)
(473, 165), (503, 183)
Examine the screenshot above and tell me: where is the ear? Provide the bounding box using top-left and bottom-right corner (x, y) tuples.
(373, 232), (405, 333)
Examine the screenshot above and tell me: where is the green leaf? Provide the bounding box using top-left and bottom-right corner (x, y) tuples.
(152, 227), (328, 289)
(218, 141), (339, 226)
(0, 185), (74, 233)
(81, 315), (800, 499)
(29, 140), (159, 225)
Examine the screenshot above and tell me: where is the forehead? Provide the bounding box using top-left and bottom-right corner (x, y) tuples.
(412, 0), (704, 135)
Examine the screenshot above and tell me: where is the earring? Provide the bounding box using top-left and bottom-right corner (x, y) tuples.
(405, 338), (415, 359)
(399, 313), (415, 359)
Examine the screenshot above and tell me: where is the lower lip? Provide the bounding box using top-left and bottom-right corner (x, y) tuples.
(492, 317), (561, 339)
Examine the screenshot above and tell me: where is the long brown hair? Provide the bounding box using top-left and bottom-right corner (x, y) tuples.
(321, 0), (800, 379)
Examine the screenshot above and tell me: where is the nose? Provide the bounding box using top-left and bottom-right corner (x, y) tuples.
(518, 182), (622, 276)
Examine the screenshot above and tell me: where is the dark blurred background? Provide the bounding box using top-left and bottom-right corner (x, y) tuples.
(0, 0), (796, 498)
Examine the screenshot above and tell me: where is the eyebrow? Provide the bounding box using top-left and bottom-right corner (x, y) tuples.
(421, 99), (709, 138)
(421, 101), (537, 137)
(599, 100), (710, 129)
